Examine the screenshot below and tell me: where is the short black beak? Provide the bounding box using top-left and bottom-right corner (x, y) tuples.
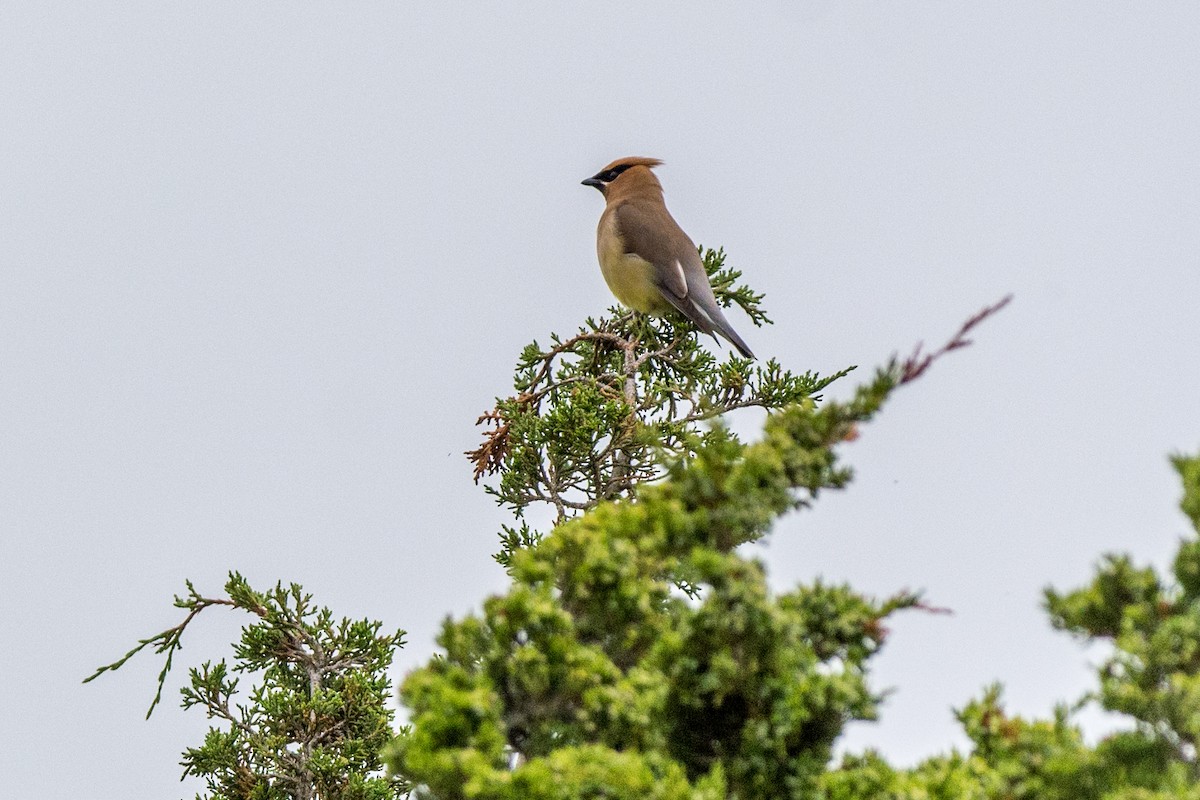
(581, 177), (604, 189)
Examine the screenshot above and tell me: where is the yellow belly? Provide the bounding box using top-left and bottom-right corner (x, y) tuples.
(596, 220), (671, 315)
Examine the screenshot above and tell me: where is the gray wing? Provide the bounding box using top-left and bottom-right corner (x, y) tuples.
(614, 201), (691, 301)
(615, 202), (755, 359)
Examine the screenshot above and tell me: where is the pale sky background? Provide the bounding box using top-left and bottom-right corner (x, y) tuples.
(2, 4), (1198, 797)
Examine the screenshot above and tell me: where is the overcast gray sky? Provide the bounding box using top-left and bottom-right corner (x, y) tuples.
(2, 4), (1198, 797)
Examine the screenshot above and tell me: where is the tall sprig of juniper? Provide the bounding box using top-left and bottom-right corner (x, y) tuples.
(469, 248), (857, 565)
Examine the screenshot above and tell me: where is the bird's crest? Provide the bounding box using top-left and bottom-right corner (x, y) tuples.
(600, 156), (663, 172)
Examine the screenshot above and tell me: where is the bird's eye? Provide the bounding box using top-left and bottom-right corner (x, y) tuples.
(600, 169), (619, 182)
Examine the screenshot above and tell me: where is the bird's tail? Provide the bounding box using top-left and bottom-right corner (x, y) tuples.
(693, 300), (755, 360)
(715, 322), (755, 360)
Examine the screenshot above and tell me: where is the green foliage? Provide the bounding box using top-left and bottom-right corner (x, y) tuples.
(112, 245), (1200, 800)
(825, 685), (1199, 800)
(1042, 452), (1200, 779)
(823, 451), (1200, 800)
(83, 220), (1200, 800)
(86, 573), (408, 800)
(1173, 453), (1200, 535)
(823, 750), (999, 800)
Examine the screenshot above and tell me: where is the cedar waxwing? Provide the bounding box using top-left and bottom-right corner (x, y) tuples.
(582, 157), (755, 360)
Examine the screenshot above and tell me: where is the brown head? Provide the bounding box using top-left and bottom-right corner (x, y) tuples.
(581, 157), (664, 200)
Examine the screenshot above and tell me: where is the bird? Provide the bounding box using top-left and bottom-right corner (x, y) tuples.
(582, 157), (755, 360)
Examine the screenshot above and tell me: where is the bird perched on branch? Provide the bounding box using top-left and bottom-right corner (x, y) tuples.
(582, 157), (755, 359)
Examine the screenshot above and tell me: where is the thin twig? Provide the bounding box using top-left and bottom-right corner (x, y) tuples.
(900, 295), (1013, 384)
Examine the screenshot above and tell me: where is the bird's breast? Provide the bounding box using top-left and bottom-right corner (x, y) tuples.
(596, 213), (671, 315)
